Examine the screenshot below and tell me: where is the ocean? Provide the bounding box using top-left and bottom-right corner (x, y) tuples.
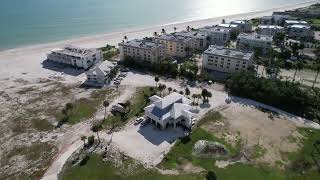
(0, 0), (312, 50)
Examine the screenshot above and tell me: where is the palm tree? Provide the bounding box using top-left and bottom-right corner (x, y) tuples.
(192, 94), (197, 105)
(153, 32), (158, 37)
(174, 27), (177, 32)
(161, 28), (166, 34)
(312, 61), (320, 89)
(186, 26), (191, 32)
(201, 89), (208, 104)
(154, 76), (160, 87)
(179, 91), (184, 95)
(196, 94), (201, 105)
(185, 88), (190, 98)
(168, 87), (173, 94)
(124, 35), (128, 42)
(81, 135), (87, 148)
(103, 100), (109, 120)
(292, 61), (304, 82)
(158, 84), (166, 97)
(222, 19), (226, 24)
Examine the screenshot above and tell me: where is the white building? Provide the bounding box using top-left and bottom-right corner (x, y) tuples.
(236, 33), (273, 54)
(118, 39), (166, 62)
(144, 93), (195, 130)
(174, 31), (209, 51)
(230, 20), (252, 33)
(257, 25), (285, 36)
(202, 46), (254, 74)
(47, 46), (103, 69)
(287, 25), (314, 40)
(199, 26), (231, 46)
(85, 61), (115, 86)
(153, 34), (193, 58)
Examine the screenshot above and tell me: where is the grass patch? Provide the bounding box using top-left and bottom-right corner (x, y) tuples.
(251, 144), (267, 159)
(159, 128), (237, 170)
(103, 87), (154, 129)
(57, 89), (113, 124)
(196, 110), (223, 127)
(31, 118), (54, 132)
(60, 153), (202, 180)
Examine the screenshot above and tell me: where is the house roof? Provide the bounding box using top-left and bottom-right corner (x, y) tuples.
(145, 93), (193, 121)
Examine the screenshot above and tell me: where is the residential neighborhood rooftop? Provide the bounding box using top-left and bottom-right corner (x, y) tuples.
(50, 46), (99, 57)
(258, 25), (284, 30)
(204, 45), (254, 61)
(238, 33), (273, 42)
(175, 30), (209, 38)
(154, 33), (193, 42)
(119, 39), (164, 50)
(218, 23), (239, 28)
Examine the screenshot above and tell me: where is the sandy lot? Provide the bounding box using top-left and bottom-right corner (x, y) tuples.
(101, 122), (186, 167)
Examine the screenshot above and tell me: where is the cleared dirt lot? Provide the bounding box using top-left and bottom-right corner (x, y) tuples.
(202, 104), (304, 167)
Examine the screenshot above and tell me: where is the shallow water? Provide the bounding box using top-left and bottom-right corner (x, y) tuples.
(0, 0), (312, 50)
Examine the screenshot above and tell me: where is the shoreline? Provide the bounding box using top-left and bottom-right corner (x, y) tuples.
(0, 1), (318, 55)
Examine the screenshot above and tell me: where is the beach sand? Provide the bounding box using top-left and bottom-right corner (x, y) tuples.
(0, 1), (318, 83)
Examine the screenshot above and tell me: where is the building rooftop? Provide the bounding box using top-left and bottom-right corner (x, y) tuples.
(51, 46), (99, 57)
(218, 23), (239, 29)
(144, 92), (193, 121)
(288, 24), (311, 29)
(87, 60), (114, 76)
(174, 30), (209, 39)
(231, 20), (250, 25)
(119, 39), (164, 50)
(238, 33), (273, 42)
(154, 34), (193, 42)
(258, 25), (284, 30)
(204, 45), (253, 61)
(285, 20), (309, 25)
(199, 26), (231, 33)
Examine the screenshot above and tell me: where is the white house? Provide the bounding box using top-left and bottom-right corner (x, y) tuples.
(85, 60), (115, 86)
(144, 93), (195, 130)
(199, 26), (231, 46)
(202, 46), (254, 74)
(118, 39), (166, 62)
(230, 20), (252, 33)
(47, 46), (103, 69)
(236, 33), (273, 54)
(257, 25), (285, 36)
(287, 25), (314, 40)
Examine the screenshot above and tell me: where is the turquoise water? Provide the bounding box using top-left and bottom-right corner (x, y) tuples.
(0, 0), (311, 50)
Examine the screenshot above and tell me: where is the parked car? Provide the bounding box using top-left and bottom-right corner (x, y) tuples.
(134, 117), (144, 125)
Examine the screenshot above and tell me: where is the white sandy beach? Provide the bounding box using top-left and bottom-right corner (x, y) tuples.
(0, 1), (318, 84)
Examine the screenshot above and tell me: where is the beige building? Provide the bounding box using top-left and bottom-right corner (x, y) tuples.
(199, 26), (231, 46)
(230, 20), (252, 33)
(118, 39), (165, 62)
(202, 46), (254, 74)
(47, 46), (103, 70)
(153, 34), (193, 58)
(174, 31), (209, 51)
(236, 33), (273, 54)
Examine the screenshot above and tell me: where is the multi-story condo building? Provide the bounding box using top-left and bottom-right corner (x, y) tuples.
(257, 25), (285, 36)
(118, 39), (166, 62)
(260, 16), (274, 25)
(287, 25), (314, 40)
(174, 31), (209, 51)
(153, 34), (193, 58)
(202, 46), (254, 74)
(199, 26), (231, 46)
(236, 33), (273, 54)
(230, 20), (252, 33)
(272, 13), (290, 25)
(47, 46), (103, 69)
